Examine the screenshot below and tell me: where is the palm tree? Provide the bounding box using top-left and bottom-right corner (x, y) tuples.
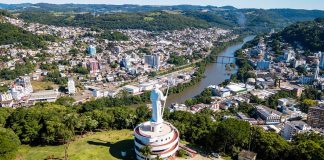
(140, 145), (152, 160)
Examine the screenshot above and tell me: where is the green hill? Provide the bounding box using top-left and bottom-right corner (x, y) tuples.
(19, 11), (211, 31)
(278, 18), (324, 52)
(0, 22), (53, 49)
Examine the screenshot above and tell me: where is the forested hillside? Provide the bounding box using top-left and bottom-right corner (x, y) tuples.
(0, 21), (54, 49)
(14, 7), (324, 33)
(277, 18), (324, 52)
(18, 11), (212, 31)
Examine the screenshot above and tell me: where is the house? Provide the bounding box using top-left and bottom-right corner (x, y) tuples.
(123, 85), (140, 94)
(28, 90), (59, 103)
(0, 100), (13, 107)
(237, 112), (258, 125)
(281, 121), (311, 140)
(256, 105), (282, 124)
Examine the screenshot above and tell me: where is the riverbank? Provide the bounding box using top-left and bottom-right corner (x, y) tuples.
(166, 36), (255, 106)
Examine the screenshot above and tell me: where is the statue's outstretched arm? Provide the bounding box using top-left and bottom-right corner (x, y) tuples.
(161, 95), (167, 101)
(159, 90), (167, 101)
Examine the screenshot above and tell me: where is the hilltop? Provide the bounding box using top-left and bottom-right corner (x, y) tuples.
(274, 18), (324, 52)
(2, 4), (323, 33)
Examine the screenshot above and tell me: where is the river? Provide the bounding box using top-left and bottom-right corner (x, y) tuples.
(166, 35), (255, 106)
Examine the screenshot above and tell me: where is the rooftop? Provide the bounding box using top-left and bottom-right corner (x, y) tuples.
(138, 121), (173, 138)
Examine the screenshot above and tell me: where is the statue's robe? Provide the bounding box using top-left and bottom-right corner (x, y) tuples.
(150, 88), (166, 123)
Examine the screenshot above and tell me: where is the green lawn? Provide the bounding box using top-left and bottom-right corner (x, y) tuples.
(16, 130), (135, 160)
(31, 81), (56, 91)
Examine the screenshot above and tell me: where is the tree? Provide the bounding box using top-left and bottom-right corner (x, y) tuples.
(0, 127), (20, 160)
(299, 99), (318, 113)
(140, 145), (152, 160)
(214, 118), (250, 155)
(135, 106), (150, 124)
(6, 107), (42, 144)
(250, 127), (290, 160)
(238, 102), (255, 117)
(148, 71), (157, 78)
(249, 95), (263, 104)
(290, 140), (324, 160)
(99, 31), (129, 41)
(69, 48), (79, 56)
(56, 96), (76, 107)
(0, 108), (12, 127)
(176, 149), (187, 157)
(289, 132), (324, 160)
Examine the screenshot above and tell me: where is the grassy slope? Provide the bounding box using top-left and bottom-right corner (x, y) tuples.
(16, 130), (135, 160)
(31, 81), (56, 91)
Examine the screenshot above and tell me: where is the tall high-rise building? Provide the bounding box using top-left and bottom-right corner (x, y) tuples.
(307, 105), (324, 129)
(67, 77), (76, 94)
(314, 64), (320, 80)
(320, 52), (324, 69)
(87, 45), (96, 56)
(144, 55), (154, 66)
(88, 59), (99, 74)
(120, 56), (132, 69)
(153, 54), (161, 69)
(144, 54), (161, 69)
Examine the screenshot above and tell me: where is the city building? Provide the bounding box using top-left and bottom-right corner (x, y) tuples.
(0, 92), (14, 107)
(120, 56), (132, 70)
(139, 82), (155, 91)
(299, 75), (314, 85)
(144, 55), (154, 66)
(256, 60), (270, 70)
(307, 105), (324, 129)
(144, 54), (161, 69)
(237, 112), (258, 125)
(284, 50), (294, 62)
(213, 87), (231, 98)
(67, 77), (76, 94)
(225, 83), (248, 95)
(10, 76), (33, 101)
(134, 86), (179, 160)
(93, 89), (103, 98)
(281, 121), (311, 140)
(0, 93), (13, 102)
(15, 76), (33, 94)
(124, 85), (140, 94)
(293, 59), (306, 68)
(314, 63), (320, 80)
(28, 90), (59, 103)
(320, 51), (324, 69)
(256, 105), (282, 124)
(153, 54), (161, 69)
(87, 45), (96, 56)
(88, 59), (99, 74)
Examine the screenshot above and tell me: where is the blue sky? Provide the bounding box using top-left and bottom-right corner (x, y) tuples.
(4, 0), (324, 10)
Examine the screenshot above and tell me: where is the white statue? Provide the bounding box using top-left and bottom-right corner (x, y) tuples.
(150, 84), (166, 124)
